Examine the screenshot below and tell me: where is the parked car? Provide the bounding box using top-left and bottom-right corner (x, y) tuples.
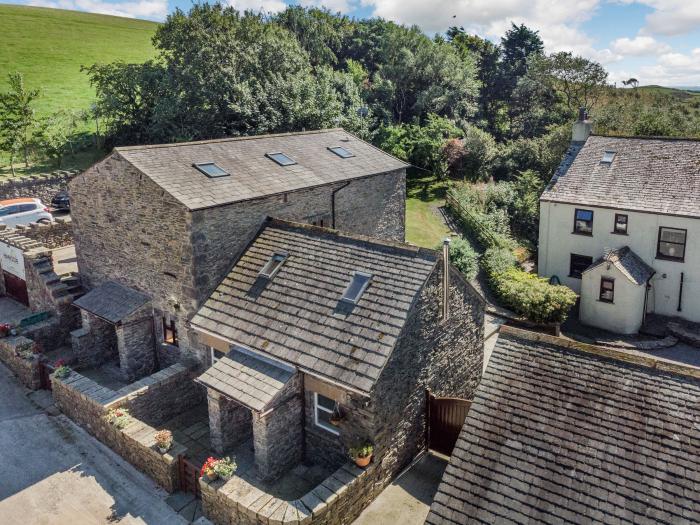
(51, 190), (70, 211)
(0, 198), (54, 228)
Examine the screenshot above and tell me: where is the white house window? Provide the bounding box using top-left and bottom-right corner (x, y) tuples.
(599, 277), (615, 303)
(314, 392), (339, 435)
(573, 209), (594, 235)
(657, 227), (686, 262)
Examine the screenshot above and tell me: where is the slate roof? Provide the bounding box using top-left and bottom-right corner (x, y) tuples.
(541, 135), (700, 218)
(426, 329), (700, 525)
(196, 350), (295, 412)
(190, 219), (437, 395)
(583, 246), (655, 285)
(73, 281), (150, 324)
(114, 129), (408, 211)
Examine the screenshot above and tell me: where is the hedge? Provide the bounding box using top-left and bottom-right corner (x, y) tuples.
(448, 238), (479, 280)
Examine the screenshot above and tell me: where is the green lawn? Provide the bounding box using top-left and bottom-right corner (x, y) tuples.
(405, 175), (453, 249)
(0, 5), (158, 118)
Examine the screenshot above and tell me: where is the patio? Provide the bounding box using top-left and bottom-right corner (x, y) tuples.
(161, 403), (334, 501)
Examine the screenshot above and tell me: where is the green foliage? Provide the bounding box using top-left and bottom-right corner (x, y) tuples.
(447, 237), (479, 280)
(349, 442), (374, 459)
(443, 123), (497, 182)
(0, 72), (39, 170)
(491, 268), (577, 324)
(481, 247), (517, 277)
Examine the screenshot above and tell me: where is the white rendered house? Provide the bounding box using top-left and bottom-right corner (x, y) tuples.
(538, 114), (700, 334)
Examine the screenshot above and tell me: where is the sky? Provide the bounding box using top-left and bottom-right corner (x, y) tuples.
(15, 0), (700, 87)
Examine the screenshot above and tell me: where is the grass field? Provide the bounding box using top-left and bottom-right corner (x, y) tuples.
(405, 175), (453, 249)
(0, 5), (157, 118)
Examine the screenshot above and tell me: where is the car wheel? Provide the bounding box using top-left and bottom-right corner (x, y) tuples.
(37, 218), (51, 224)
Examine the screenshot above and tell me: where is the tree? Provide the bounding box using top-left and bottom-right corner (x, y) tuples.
(0, 72), (39, 169)
(34, 111), (70, 168)
(622, 78), (639, 89)
(443, 124), (497, 182)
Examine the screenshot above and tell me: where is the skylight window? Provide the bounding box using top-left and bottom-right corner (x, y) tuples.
(341, 271), (372, 304)
(193, 162), (229, 178)
(259, 252), (288, 279)
(601, 151), (616, 164)
(328, 146), (354, 159)
(266, 152), (297, 166)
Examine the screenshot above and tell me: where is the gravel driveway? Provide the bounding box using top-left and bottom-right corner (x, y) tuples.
(0, 362), (188, 525)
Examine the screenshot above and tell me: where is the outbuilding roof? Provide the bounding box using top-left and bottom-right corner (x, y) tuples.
(190, 219), (438, 395)
(73, 281), (150, 324)
(583, 246), (655, 285)
(541, 135), (700, 218)
(113, 129), (408, 211)
(426, 327), (700, 525)
(196, 349), (295, 412)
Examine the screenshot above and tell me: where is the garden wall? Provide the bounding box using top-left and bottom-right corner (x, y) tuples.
(201, 459), (383, 525)
(14, 219), (73, 249)
(0, 335), (41, 390)
(0, 170), (78, 205)
(52, 363), (195, 492)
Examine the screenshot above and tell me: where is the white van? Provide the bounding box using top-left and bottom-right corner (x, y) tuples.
(0, 198), (54, 228)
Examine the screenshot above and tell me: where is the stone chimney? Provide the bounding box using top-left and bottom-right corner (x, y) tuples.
(572, 107), (592, 142)
(442, 238), (451, 321)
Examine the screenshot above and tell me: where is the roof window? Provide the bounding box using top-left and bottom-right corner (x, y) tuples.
(328, 146), (354, 159)
(259, 252), (288, 279)
(341, 271), (372, 304)
(601, 151), (616, 164)
(266, 152), (297, 166)
(193, 162), (229, 178)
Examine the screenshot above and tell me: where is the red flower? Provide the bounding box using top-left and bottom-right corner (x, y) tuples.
(55, 359), (66, 368)
(200, 457), (218, 477)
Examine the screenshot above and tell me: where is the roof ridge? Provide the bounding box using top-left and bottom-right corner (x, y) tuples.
(266, 218), (439, 260)
(499, 325), (700, 380)
(590, 133), (700, 142)
(114, 128), (345, 152)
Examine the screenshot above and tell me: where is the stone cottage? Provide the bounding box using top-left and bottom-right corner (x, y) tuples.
(69, 129), (407, 380)
(190, 219), (484, 483)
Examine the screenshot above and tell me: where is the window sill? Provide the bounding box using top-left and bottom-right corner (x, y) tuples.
(655, 255), (684, 263)
(598, 299), (614, 304)
(568, 274), (583, 279)
(571, 231), (593, 237)
(611, 231), (628, 236)
(312, 422), (340, 437)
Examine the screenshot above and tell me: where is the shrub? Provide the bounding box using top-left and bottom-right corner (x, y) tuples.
(213, 457), (237, 479)
(349, 442), (374, 460)
(491, 268), (577, 324)
(106, 407), (131, 429)
(154, 430), (173, 451)
(481, 247), (517, 278)
(54, 363), (71, 379)
(447, 237), (479, 280)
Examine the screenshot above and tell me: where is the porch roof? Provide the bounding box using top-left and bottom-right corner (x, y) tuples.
(73, 281), (151, 324)
(196, 350), (295, 412)
(583, 246), (655, 285)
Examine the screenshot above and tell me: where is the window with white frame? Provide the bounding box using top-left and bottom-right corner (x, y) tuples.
(314, 392), (339, 435)
(208, 346), (226, 365)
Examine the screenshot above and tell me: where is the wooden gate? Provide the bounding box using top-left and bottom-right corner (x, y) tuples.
(427, 391), (472, 456)
(178, 455), (201, 498)
(38, 361), (53, 390)
(3, 271), (28, 306)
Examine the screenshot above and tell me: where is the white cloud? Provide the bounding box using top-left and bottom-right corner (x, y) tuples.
(28, 0), (167, 19)
(611, 35), (671, 55)
(632, 48), (700, 85)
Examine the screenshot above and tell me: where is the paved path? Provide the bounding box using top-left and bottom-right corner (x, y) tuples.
(0, 362), (187, 525)
(353, 453), (447, 525)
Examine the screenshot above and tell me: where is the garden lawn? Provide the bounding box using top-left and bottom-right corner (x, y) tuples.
(405, 175), (453, 249)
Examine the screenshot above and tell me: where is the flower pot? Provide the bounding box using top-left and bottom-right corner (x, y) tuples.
(329, 416), (343, 427)
(355, 454), (372, 468)
(205, 470), (218, 481)
(157, 445), (171, 454)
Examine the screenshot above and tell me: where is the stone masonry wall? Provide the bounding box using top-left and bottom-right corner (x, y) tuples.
(116, 303), (156, 382)
(0, 171), (77, 204)
(0, 336), (41, 390)
(208, 389), (253, 454)
(13, 220), (73, 249)
(71, 310), (118, 368)
(69, 153), (197, 350)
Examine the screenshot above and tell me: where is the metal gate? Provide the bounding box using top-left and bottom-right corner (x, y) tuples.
(427, 391), (472, 456)
(3, 271), (28, 306)
(178, 455), (201, 498)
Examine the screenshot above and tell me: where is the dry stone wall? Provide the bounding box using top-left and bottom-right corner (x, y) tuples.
(0, 336), (41, 389)
(0, 170), (77, 204)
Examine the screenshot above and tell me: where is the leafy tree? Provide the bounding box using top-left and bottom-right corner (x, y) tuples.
(34, 111), (70, 168)
(443, 124), (497, 182)
(0, 72), (39, 169)
(447, 237), (479, 280)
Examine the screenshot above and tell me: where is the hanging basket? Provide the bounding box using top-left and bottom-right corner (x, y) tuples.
(329, 402), (344, 426)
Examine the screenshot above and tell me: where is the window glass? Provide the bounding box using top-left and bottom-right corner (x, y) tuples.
(341, 272), (372, 303)
(574, 209), (594, 234)
(266, 152), (296, 166)
(0, 207), (10, 217)
(259, 252), (287, 279)
(18, 203), (36, 212)
(657, 227), (686, 260)
(328, 146), (354, 158)
(1, 205), (20, 216)
(163, 316), (178, 346)
(600, 278), (614, 302)
(194, 162), (229, 178)
(569, 254), (593, 279)
(210, 347), (226, 364)
(314, 393), (339, 435)
(614, 214), (628, 234)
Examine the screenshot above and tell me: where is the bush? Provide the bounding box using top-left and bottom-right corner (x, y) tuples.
(481, 247), (517, 278)
(492, 268), (577, 324)
(443, 124), (497, 182)
(447, 237), (479, 280)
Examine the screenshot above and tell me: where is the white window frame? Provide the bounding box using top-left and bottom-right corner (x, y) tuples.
(313, 392), (339, 435)
(209, 346), (226, 366)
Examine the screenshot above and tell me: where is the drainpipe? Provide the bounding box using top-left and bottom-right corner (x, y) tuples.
(642, 272), (655, 328)
(442, 238), (451, 321)
(678, 272), (684, 312)
(331, 181), (351, 229)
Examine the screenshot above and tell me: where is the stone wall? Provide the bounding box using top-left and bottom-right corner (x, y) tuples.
(0, 336), (41, 390)
(116, 303), (156, 382)
(71, 310), (118, 368)
(13, 220), (73, 249)
(0, 171), (77, 204)
(52, 364), (195, 493)
(201, 459), (388, 525)
(208, 390), (253, 454)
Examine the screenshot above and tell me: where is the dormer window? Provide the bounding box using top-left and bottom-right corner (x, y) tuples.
(193, 162), (229, 178)
(601, 151), (616, 164)
(266, 152), (296, 166)
(259, 252), (288, 279)
(328, 146), (354, 158)
(341, 271), (372, 304)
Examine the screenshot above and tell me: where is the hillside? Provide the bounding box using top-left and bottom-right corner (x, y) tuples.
(0, 4), (158, 118)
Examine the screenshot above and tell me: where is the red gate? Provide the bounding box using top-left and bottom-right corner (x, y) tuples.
(178, 455), (201, 498)
(427, 391), (472, 456)
(3, 271), (28, 306)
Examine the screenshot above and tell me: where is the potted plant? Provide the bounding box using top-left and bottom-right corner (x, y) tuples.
(349, 442), (374, 468)
(201, 457), (219, 481)
(329, 403), (344, 426)
(213, 456), (237, 480)
(15, 341), (35, 360)
(105, 407), (131, 429)
(154, 430), (173, 454)
(54, 360), (71, 379)
(0, 323), (11, 338)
